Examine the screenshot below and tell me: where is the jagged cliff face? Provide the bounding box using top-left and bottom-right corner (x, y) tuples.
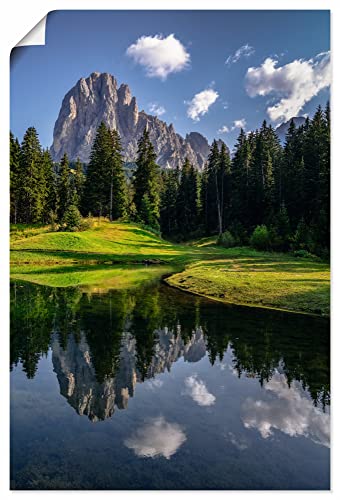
(50, 72), (212, 169)
(52, 327), (206, 422)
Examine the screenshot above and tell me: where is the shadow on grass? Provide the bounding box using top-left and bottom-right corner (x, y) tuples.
(10, 248), (179, 262)
(13, 263), (172, 276)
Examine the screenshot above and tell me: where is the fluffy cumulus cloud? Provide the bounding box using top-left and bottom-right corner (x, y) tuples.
(245, 52), (331, 122)
(148, 102), (166, 117)
(218, 125), (230, 134)
(187, 89), (219, 121)
(232, 119), (246, 130)
(124, 417), (186, 459)
(126, 34), (190, 80)
(184, 374), (216, 406)
(241, 371), (330, 448)
(225, 44), (255, 66)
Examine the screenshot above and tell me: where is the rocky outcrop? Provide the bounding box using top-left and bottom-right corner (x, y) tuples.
(50, 72), (215, 169)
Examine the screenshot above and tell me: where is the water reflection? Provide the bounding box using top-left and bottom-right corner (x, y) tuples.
(10, 280), (330, 423)
(124, 417), (187, 459)
(242, 371), (330, 447)
(10, 280), (330, 489)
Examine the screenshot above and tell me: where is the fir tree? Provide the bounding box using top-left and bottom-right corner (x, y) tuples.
(42, 149), (58, 223)
(70, 158), (85, 208)
(83, 122), (112, 217)
(231, 128), (252, 229)
(10, 132), (21, 224)
(219, 142), (232, 230)
(20, 127), (45, 223)
(132, 128), (160, 228)
(83, 124), (128, 220)
(108, 129), (128, 221)
(57, 153), (71, 221)
(205, 140), (222, 234)
(177, 158), (198, 236)
(160, 169), (179, 236)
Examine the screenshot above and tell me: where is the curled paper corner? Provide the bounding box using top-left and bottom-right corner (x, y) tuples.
(15, 15), (47, 47)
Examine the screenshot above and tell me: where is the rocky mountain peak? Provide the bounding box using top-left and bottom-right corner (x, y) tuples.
(50, 72), (220, 169)
(117, 83), (132, 106)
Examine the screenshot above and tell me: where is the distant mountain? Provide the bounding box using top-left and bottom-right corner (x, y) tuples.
(50, 72), (222, 169)
(275, 116), (306, 144)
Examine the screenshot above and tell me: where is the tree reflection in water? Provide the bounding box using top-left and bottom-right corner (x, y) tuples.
(10, 280), (330, 421)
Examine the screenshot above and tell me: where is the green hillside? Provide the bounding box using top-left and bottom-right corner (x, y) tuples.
(10, 221), (330, 315)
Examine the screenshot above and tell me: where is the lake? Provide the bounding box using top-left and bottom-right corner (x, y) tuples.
(10, 277), (330, 490)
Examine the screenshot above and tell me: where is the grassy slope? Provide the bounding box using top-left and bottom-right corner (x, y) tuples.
(166, 255), (330, 316)
(10, 221), (330, 315)
(10, 221), (223, 266)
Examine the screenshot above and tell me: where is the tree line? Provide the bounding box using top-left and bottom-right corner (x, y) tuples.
(10, 102), (330, 256)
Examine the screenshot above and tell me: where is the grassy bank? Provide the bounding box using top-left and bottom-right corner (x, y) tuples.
(10, 221), (330, 315)
(166, 255), (330, 316)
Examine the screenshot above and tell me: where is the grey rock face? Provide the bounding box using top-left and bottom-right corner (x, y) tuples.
(50, 72), (212, 169)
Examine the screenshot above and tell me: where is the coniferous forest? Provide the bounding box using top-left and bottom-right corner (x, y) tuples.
(10, 102), (330, 257)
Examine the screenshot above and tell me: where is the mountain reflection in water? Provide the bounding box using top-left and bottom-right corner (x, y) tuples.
(10, 280), (330, 490)
(10, 280), (330, 421)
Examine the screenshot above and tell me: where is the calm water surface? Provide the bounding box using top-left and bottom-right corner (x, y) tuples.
(10, 278), (330, 490)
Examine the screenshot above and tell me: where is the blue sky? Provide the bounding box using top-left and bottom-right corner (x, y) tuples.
(10, 10), (330, 151)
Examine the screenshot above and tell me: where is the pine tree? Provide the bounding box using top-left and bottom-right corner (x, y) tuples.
(132, 128), (160, 228)
(41, 149), (58, 223)
(205, 140), (222, 234)
(219, 142), (232, 230)
(20, 127), (45, 223)
(82, 124), (128, 220)
(108, 129), (128, 221)
(160, 169), (179, 236)
(70, 158), (85, 208)
(177, 158), (198, 236)
(282, 119), (305, 227)
(57, 153), (71, 221)
(231, 129), (252, 229)
(10, 132), (21, 224)
(82, 122), (112, 217)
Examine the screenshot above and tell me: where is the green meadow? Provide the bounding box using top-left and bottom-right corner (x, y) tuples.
(10, 220), (330, 315)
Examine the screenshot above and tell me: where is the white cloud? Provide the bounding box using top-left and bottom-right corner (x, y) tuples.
(148, 103), (166, 117)
(124, 417), (186, 459)
(227, 432), (248, 451)
(245, 52), (331, 122)
(145, 378), (164, 390)
(218, 125), (230, 134)
(241, 371), (330, 448)
(126, 34), (190, 80)
(184, 374), (216, 406)
(226, 44), (255, 66)
(232, 119), (246, 130)
(187, 89), (219, 121)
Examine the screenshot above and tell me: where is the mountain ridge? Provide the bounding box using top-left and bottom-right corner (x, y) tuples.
(50, 72), (218, 168)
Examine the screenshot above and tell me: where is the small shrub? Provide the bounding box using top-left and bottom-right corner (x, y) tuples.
(217, 230), (236, 248)
(49, 210), (58, 232)
(229, 221), (248, 245)
(250, 225), (271, 250)
(61, 204), (82, 232)
(292, 249), (314, 259)
(79, 215), (95, 231)
(291, 218), (313, 252)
